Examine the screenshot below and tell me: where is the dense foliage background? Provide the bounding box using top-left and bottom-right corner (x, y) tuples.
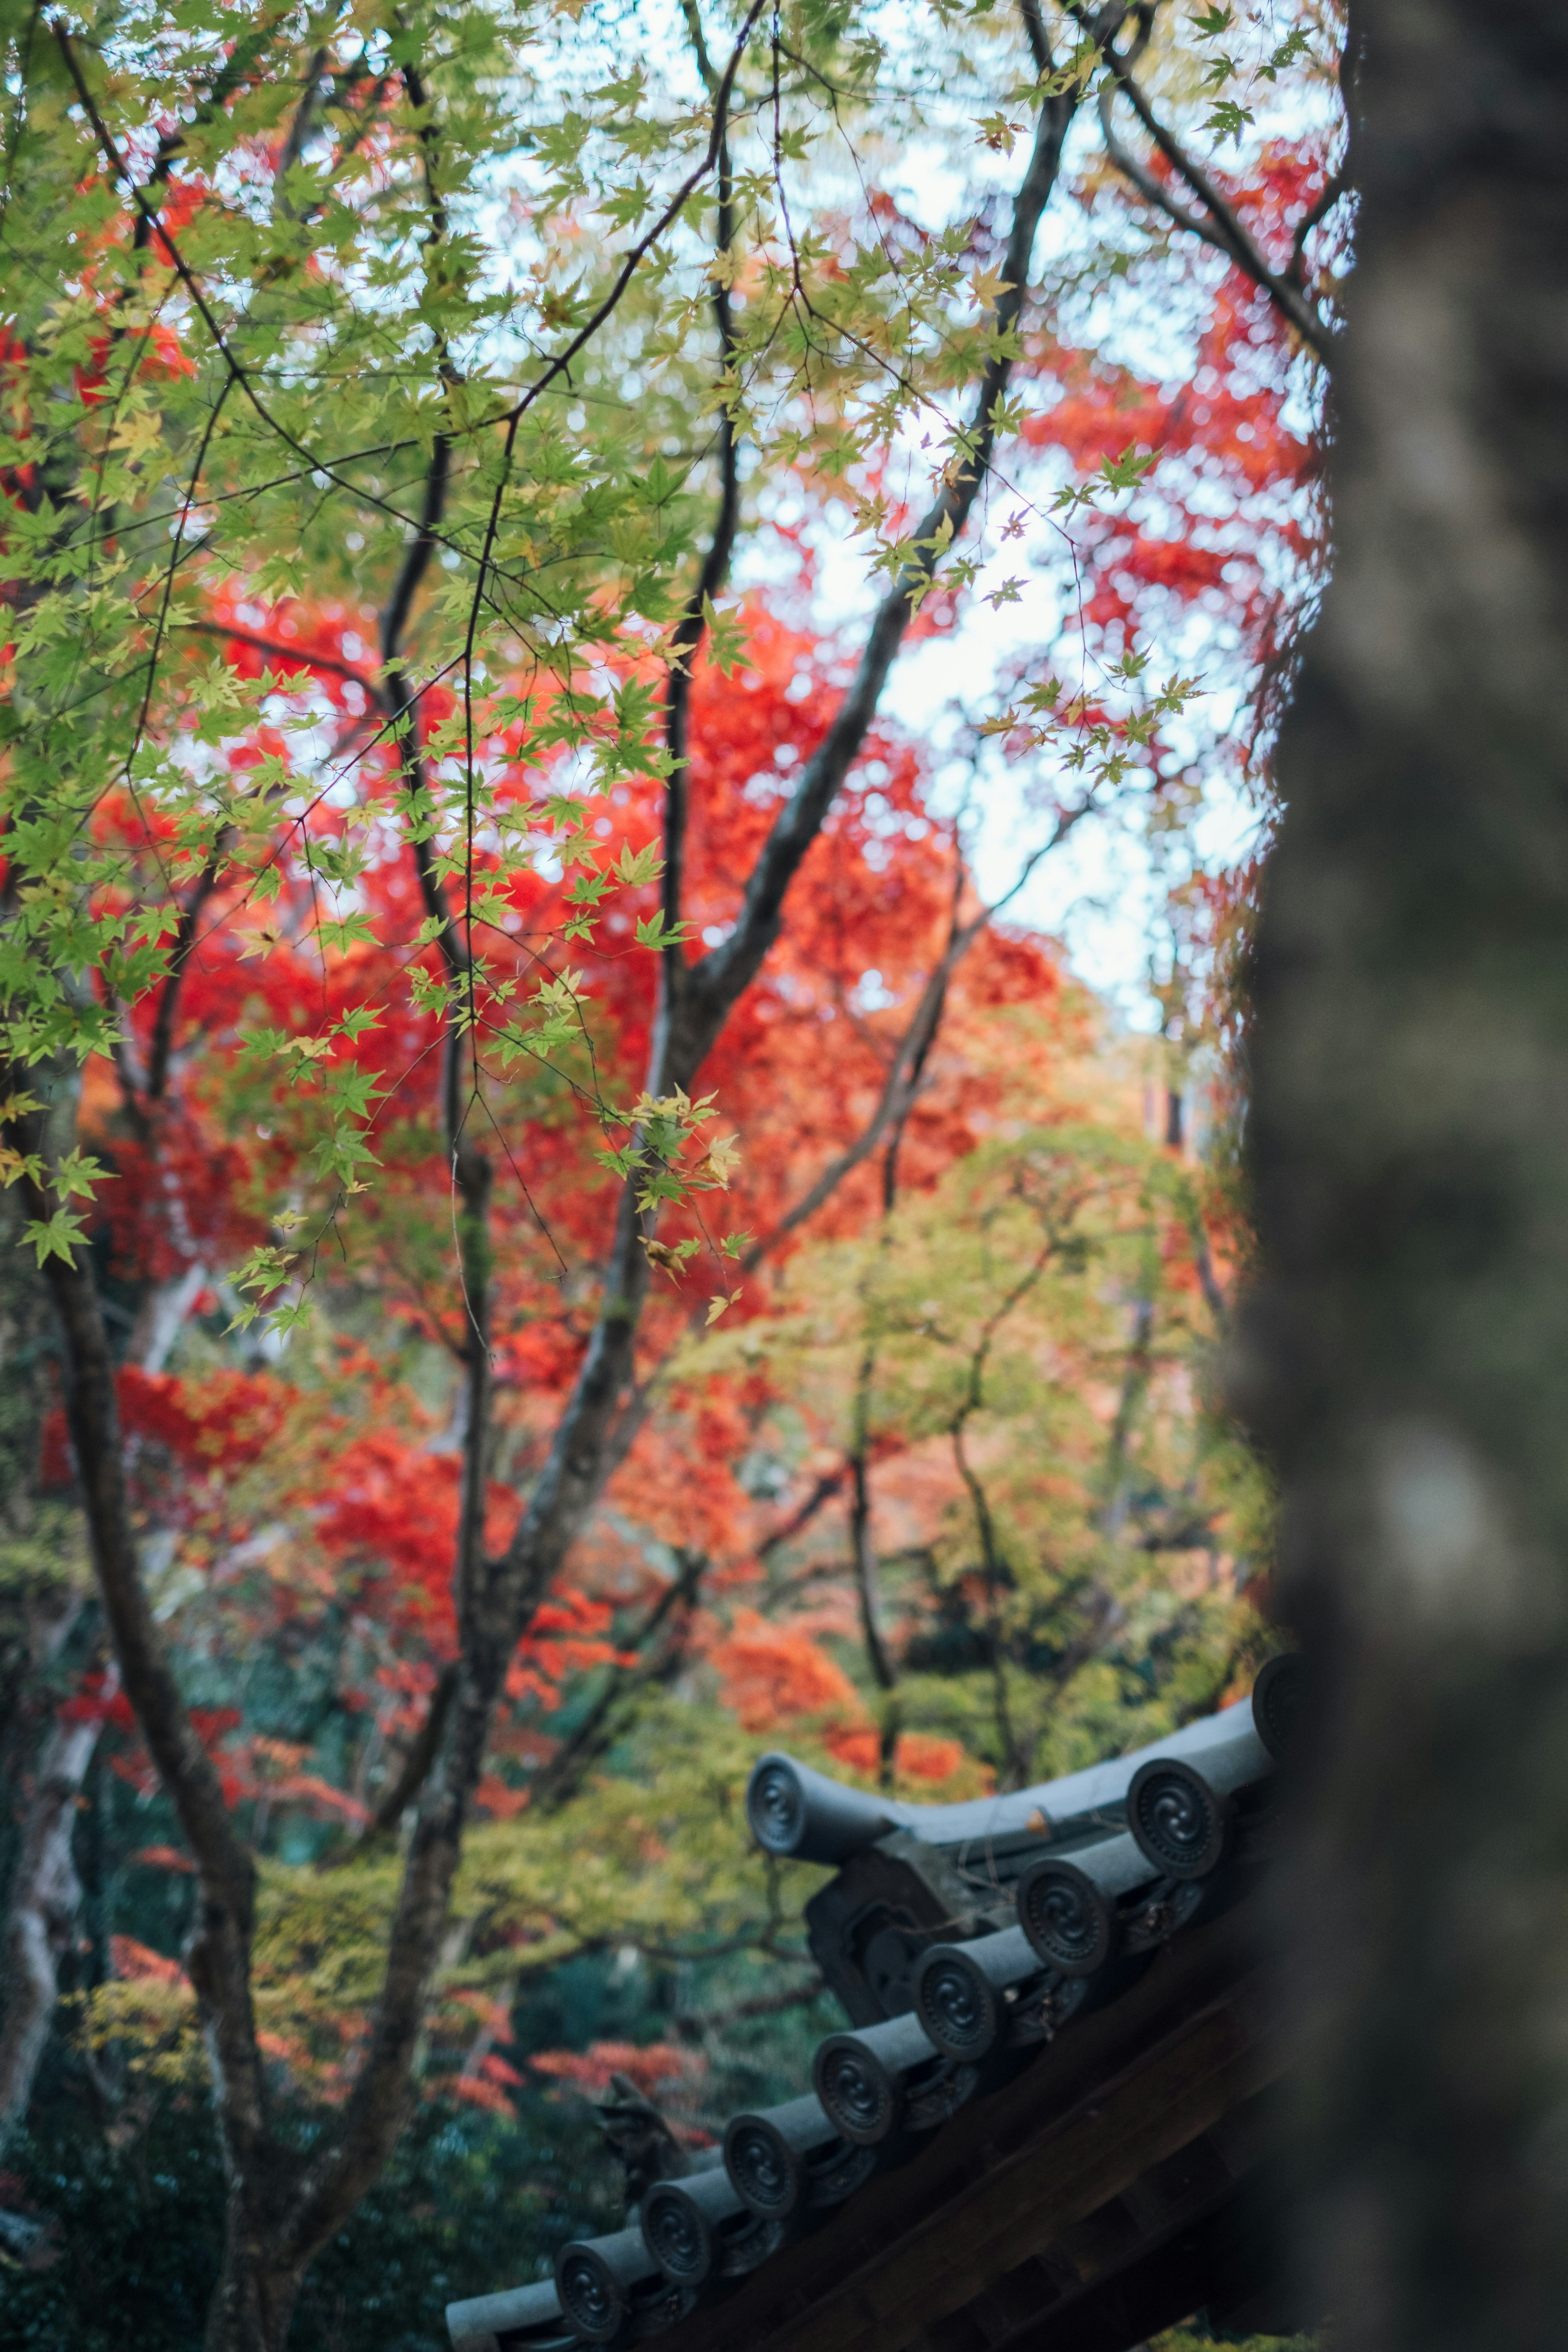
(0, 0), (1342, 2340)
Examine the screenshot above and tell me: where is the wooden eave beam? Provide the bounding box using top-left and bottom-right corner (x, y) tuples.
(663, 1909), (1284, 2352)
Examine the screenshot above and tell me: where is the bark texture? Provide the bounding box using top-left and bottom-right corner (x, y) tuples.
(1242, 5), (1568, 2345)
(0, 1706), (99, 2141)
(0, 1167), (94, 2150)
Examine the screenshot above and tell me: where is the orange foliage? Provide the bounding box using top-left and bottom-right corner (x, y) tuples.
(57, 588), (1110, 1918)
(131, 1845), (195, 1873)
(822, 1727), (970, 1784)
(111, 1936), (186, 1986)
(529, 2041), (693, 2099)
(709, 1612), (863, 1732)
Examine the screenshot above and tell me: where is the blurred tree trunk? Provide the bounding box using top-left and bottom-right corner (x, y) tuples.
(0, 1181), (94, 2151)
(0, 1702), (102, 2140)
(0, 1189), (77, 1747)
(1243, 4), (1568, 2347)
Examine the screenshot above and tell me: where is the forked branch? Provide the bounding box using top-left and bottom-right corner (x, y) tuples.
(494, 6), (1088, 1655)
(1079, 3), (1339, 362)
(679, 55), (1083, 1070)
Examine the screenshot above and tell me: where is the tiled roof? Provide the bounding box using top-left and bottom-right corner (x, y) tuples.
(447, 1659), (1299, 2352)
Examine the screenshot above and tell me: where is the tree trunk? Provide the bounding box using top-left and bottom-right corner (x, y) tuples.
(205, 2199), (301, 2352)
(0, 1704), (103, 2141)
(0, 1170), (94, 2150)
(1243, 4), (1568, 2346)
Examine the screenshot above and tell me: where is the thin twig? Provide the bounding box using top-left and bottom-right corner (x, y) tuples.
(1074, 5), (1337, 361)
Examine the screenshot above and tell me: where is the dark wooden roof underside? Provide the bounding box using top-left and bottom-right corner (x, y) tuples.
(665, 1909), (1287, 2352)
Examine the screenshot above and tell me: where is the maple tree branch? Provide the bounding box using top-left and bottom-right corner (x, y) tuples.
(592, 824), (1049, 1480)
(176, 620), (389, 707)
(274, 62), (499, 2271)
(949, 1225), (1061, 1785)
(272, 45), (330, 207)
(113, 666), (363, 1343)
(742, 946), (954, 1271)
(382, 445), (465, 991)
(0, 1092), (266, 2150)
(1020, 0), (1055, 76)
(758, 1468), (846, 1561)
(841, 854), (973, 1709)
(1097, 80), (1227, 252)
(1101, 1262), (1156, 1538)
(748, 794), (1092, 1263)
(848, 1345), (899, 1699)
(588, 774), (1107, 1493)
(682, 61), (1080, 1066)
(395, 53), (494, 1658)
(494, 22), (1080, 1662)
(660, 49), (739, 995)
(1187, 1208), (1229, 1326)
(526, 1549), (706, 1815)
(1287, 168), (1346, 289)
(51, 26), (472, 580)
(382, 54), (474, 1048)
(1074, 7), (1337, 362)
(1135, 1511), (1216, 1552)
(451, 0), (765, 795)
(127, 16), (285, 257)
(145, 846), (226, 1104)
(492, 0), (766, 437)
(593, 866), (997, 1486)
(0, 1666), (114, 2145)
(319, 1662), (461, 1868)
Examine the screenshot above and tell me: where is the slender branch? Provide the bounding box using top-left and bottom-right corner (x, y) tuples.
(270, 58), (499, 2269)
(492, 0), (767, 436)
(1137, 1513), (1216, 1552)
(591, 795), (1103, 1493)
(1188, 1215), (1229, 1327)
(848, 1365), (898, 1697)
(660, 6), (741, 1006)
(1020, 0), (1054, 76)
(682, 58), (1080, 1064)
(51, 27), (478, 575)
(949, 1410), (1024, 1781)
(496, 14), (1082, 1668)
(744, 943), (956, 1273)
(744, 798), (1091, 1268)
(758, 1468), (844, 1561)
(1287, 168), (1346, 289)
(271, 45), (329, 208)
(450, 0), (767, 856)
(1098, 80), (1227, 252)
(374, 53), (462, 990)
(1076, 10), (1337, 362)
(842, 847), (973, 1704)
(526, 1550), (705, 1815)
(127, 16), (284, 256)
(176, 620), (388, 707)
(319, 1663), (461, 1868)
(1101, 1259), (1156, 1537)
(391, 51), (492, 1654)
(0, 1094), (265, 2141)
(145, 849), (226, 1103)
(949, 1212), (1070, 1785)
